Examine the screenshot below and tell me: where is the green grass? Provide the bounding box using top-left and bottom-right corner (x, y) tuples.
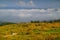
(45, 28), (60, 33)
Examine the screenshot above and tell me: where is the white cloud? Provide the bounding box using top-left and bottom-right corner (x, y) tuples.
(27, 1), (35, 7)
(40, 9), (46, 12)
(18, 13), (32, 17)
(0, 8), (60, 22)
(47, 8), (55, 12)
(17, 1), (26, 6)
(17, 0), (36, 7)
(57, 9), (60, 12)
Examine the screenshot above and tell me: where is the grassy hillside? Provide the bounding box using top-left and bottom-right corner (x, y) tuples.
(0, 22), (60, 40)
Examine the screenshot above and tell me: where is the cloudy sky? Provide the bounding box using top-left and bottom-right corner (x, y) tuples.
(0, 0), (60, 22)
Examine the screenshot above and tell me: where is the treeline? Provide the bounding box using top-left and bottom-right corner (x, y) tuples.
(0, 19), (60, 26)
(30, 19), (60, 23)
(0, 22), (15, 26)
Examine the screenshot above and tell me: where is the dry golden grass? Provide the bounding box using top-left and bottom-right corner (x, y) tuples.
(0, 22), (60, 40)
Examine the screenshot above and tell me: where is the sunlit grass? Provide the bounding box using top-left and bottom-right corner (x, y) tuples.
(0, 22), (60, 40)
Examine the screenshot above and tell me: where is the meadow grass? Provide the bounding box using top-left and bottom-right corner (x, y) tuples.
(0, 22), (60, 40)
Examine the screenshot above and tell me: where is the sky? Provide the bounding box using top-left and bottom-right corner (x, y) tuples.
(0, 0), (60, 22)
